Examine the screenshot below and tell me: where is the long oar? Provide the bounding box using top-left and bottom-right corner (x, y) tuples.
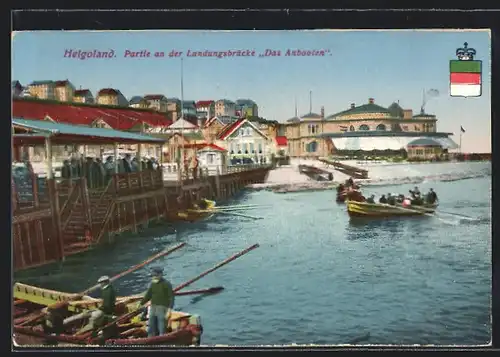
(215, 211), (263, 220)
(91, 244), (260, 337)
(437, 210), (479, 220)
(18, 242), (186, 327)
(388, 204), (457, 224)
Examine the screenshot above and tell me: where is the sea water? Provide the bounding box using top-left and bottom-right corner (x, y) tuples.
(17, 162), (492, 346)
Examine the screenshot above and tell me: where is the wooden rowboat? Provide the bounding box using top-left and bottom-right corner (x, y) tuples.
(346, 200), (438, 218)
(172, 199), (216, 222)
(13, 283), (202, 347)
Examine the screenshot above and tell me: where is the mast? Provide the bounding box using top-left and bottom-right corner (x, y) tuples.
(294, 96), (298, 117)
(180, 57), (185, 181)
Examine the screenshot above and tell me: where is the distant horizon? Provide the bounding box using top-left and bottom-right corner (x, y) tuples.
(12, 30), (491, 152)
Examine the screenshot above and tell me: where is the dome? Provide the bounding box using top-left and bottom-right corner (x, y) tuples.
(407, 138), (442, 147)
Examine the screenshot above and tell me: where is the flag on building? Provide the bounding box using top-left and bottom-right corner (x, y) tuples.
(461, 126), (466, 133)
(449, 60), (482, 97)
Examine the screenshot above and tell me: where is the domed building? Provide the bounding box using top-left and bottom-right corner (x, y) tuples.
(285, 97), (458, 158)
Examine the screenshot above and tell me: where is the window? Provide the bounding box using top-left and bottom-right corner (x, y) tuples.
(315, 125), (319, 133)
(308, 125), (311, 134)
(306, 141), (318, 152)
(376, 124), (386, 131)
(243, 143), (248, 153)
(249, 143), (254, 153)
(311, 125), (315, 134)
(258, 143), (263, 153)
(359, 124), (370, 131)
(207, 153), (215, 164)
(349, 125), (355, 131)
(246, 128), (251, 136)
(416, 149), (424, 155)
(239, 129), (244, 136)
(237, 144), (241, 153)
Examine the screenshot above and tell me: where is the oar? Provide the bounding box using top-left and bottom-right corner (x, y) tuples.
(91, 244), (259, 337)
(173, 286), (224, 296)
(215, 211), (263, 220)
(18, 242), (186, 327)
(437, 210), (479, 220)
(218, 204), (269, 209)
(213, 207), (262, 212)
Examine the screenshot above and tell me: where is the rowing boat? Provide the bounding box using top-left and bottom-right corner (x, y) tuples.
(13, 283), (202, 346)
(172, 199), (216, 222)
(346, 200), (438, 218)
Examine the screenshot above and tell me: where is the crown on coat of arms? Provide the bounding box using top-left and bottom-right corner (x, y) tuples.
(456, 42), (476, 61)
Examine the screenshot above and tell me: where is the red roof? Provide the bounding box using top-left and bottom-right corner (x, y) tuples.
(201, 143), (226, 151)
(74, 89), (91, 96)
(144, 95), (166, 100)
(196, 100), (214, 107)
(98, 88), (119, 96)
(275, 136), (288, 146)
(217, 118), (246, 140)
(12, 99), (171, 130)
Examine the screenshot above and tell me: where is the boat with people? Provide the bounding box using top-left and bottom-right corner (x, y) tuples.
(344, 184), (439, 218)
(172, 198), (216, 222)
(346, 200), (438, 218)
(13, 282), (202, 346)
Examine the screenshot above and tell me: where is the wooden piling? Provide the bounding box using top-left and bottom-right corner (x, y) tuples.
(47, 179), (65, 262)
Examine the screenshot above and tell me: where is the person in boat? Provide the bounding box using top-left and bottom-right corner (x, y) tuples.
(425, 188), (438, 204)
(409, 186), (421, 199)
(347, 177), (354, 187)
(366, 194), (376, 204)
(378, 194), (388, 204)
(76, 276), (117, 338)
(387, 193), (397, 206)
(396, 194), (405, 204)
(337, 183), (345, 194)
(138, 267), (175, 338)
(42, 304), (66, 344)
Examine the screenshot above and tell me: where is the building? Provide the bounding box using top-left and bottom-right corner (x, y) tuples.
(285, 98), (456, 158)
(27, 80), (56, 100)
(12, 81), (23, 97)
(144, 94), (168, 112)
(167, 98), (181, 122)
(196, 144), (228, 174)
(215, 99), (236, 117)
(129, 96), (150, 109)
(195, 100), (215, 124)
(96, 88), (129, 106)
(235, 99), (259, 118)
(73, 89), (94, 104)
(215, 118), (271, 164)
(406, 138), (446, 160)
(54, 80), (75, 102)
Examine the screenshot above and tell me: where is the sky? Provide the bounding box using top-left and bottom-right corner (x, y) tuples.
(12, 30), (491, 152)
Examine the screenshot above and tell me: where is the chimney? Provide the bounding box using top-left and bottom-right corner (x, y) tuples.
(350, 103), (355, 109)
(368, 98), (374, 104)
(320, 106), (325, 119)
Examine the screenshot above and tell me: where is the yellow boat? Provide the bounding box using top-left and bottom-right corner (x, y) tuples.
(346, 200), (438, 218)
(174, 199), (216, 222)
(13, 282), (202, 346)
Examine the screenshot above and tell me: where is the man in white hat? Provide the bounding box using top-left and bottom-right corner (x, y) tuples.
(76, 276), (116, 336)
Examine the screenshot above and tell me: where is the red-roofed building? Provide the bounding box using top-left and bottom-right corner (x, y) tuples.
(194, 100), (215, 127)
(215, 118), (271, 164)
(196, 143), (228, 173)
(12, 98), (171, 131)
(96, 88), (128, 107)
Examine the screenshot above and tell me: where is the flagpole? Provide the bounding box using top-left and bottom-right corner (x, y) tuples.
(459, 129), (462, 154)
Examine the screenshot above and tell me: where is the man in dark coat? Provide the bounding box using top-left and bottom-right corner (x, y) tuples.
(122, 154), (132, 173)
(138, 267), (175, 337)
(61, 160), (71, 179)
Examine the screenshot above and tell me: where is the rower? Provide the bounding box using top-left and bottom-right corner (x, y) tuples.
(366, 194), (375, 204)
(378, 194), (387, 204)
(42, 304), (66, 345)
(347, 177), (354, 187)
(426, 188), (438, 204)
(387, 193), (396, 205)
(75, 276), (117, 338)
(409, 186), (421, 200)
(337, 183), (345, 194)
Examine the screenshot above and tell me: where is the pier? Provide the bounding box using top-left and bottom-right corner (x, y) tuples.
(318, 158), (369, 179)
(12, 119), (270, 272)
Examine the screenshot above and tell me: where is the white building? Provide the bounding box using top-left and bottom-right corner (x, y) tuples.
(196, 144), (228, 174)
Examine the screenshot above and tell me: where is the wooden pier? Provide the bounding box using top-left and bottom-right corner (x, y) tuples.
(318, 158), (369, 179)
(298, 164), (334, 181)
(12, 119), (271, 273)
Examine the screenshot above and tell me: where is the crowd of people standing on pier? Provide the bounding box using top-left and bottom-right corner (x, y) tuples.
(60, 154), (161, 188)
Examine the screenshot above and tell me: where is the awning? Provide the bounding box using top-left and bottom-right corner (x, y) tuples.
(330, 136), (459, 151)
